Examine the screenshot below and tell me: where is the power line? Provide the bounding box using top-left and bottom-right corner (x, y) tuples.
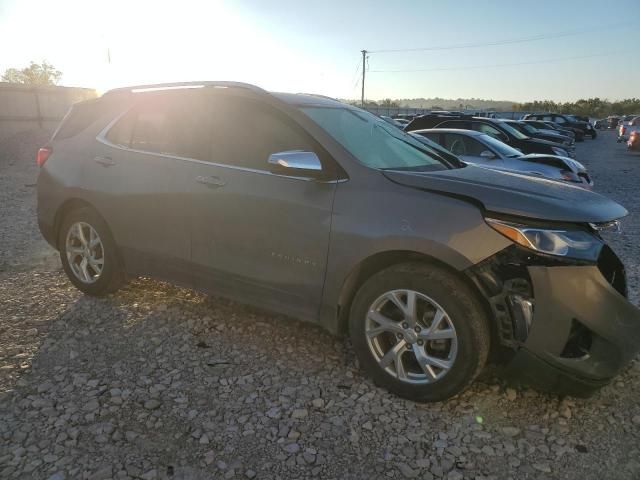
(369, 50), (630, 73)
(367, 21), (634, 54)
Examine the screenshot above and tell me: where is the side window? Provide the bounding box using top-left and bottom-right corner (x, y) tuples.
(130, 107), (169, 153)
(438, 120), (469, 129)
(542, 115), (553, 122)
(209, 97), (315, 170)
(471, 122), (506, 141)
(443, 134), (468, 155)
(463, 136), (488, 156)
(106, 110), (135, 147)
(422, 132), (441, 144)
(554, 116), (566, 124)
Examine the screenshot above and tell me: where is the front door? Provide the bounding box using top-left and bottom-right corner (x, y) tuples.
(187, 93), (337, 321)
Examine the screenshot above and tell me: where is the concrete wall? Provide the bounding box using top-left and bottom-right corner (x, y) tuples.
(0, 83), (97, 142)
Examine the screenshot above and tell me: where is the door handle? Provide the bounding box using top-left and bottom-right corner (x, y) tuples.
(94, 156), (115, 167)
(196, 175), (226, 188)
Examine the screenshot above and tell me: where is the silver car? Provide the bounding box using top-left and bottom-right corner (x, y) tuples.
(412, 128), (593, 188)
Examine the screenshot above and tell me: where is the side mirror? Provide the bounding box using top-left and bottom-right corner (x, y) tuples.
(480, 150), (496, 159)
(268, 150), (322, 174)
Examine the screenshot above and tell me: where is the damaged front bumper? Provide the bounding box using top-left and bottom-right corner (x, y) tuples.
(468, 245), (640, 396)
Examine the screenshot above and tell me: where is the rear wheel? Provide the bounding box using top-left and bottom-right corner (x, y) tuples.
(349, 263), (490, 402)
(58, 207), (125, 296)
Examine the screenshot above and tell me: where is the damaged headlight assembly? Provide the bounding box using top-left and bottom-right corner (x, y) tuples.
(485, 218), (605, 261)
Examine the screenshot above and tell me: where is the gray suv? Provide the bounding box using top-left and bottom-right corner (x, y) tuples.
(37, 82), (640, 402)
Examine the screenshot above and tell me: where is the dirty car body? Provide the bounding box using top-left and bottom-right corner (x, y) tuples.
(37, 82), (640, 400)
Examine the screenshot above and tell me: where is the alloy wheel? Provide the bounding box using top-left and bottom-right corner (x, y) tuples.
(65, 221), (104, 284)
(365, 289), (458, 384)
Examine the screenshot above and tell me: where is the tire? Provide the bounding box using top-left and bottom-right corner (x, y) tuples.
(591, 132), (597, 139)
(58, 206), (125, 296)
(349, 263), (490, 402)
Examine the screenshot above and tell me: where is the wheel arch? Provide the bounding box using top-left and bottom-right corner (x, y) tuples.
(335, 250), (496, 347)
(53, 198), (110, 250)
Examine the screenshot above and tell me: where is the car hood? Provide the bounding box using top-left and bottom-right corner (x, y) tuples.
(383, 165), (626, 223)
(519, 154), (585, 173)
(524, 136), (567, 148)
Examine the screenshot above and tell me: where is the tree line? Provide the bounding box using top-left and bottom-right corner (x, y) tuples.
(512, 98), (640, 118)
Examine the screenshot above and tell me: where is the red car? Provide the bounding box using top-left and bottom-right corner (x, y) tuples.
(628, 130), (639, 152)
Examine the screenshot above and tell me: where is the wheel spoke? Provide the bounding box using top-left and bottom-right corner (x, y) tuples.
(419, 327), (456, 341)
(89, 228), (101, 248)
(380, 340), (407, 377)
(90, 257), (104, 266)
(67, 246), (85, 255)
(367, 310), (404, 336)
(430, 309), (446, 331)
(405, 290), (417, 327)
(386, 291), (417, 327)
(412, 344), (453, 378)
(79, 257), (90, 282)
(75, 223), (88, 246)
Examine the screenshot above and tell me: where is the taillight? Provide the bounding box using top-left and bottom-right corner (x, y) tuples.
(36, 146), (52, 167)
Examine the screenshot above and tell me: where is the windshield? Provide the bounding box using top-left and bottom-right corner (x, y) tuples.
(479, 134), (522, 158)
(497, 120), (529, 140)
(518, 123), (539, 134)
(301, 107), (454, 171)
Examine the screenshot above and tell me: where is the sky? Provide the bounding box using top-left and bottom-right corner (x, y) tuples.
(0, 0), (638, 102)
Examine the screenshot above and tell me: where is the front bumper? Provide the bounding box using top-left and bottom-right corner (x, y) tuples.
(469, 246), (640, 396)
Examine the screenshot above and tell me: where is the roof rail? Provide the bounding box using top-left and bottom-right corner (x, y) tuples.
(104, 81), (266, 96)
(295, 93), (342, 103)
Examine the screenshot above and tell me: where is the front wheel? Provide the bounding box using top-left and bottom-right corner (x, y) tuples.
(349, 263), (490, 402)
(58, 207), (125, 296)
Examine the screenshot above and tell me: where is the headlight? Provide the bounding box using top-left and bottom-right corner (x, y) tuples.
(551, 146), (568, 157)
(486, 218), (604, 261)
(559, 169), (581, 182)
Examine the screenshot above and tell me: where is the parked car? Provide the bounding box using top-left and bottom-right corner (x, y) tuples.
(617, 115), (640, 142)
(411, 129), (591, 188)
(405, 114), (576, 158)
(541, 120), (582, 140)
(502, 120), (574, 147)
(394, 118), (411, 127)
(37, 81), (640, 401)
(380, 115), (403, 128)
(522, 120), (576, 140)
(593, 118), (609, 130)
(607, 116), (621, 129)
(523, 113), (596, 140)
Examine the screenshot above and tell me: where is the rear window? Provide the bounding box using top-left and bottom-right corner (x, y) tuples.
(54, 101), (103, 140)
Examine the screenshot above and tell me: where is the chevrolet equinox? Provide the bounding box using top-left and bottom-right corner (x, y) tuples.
(37, 82), (640, 401)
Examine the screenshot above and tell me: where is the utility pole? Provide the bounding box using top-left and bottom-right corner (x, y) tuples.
(361, 50), (367, 107)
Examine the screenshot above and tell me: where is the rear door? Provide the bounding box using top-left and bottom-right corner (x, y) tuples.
(89, 92), (199, 286)
(186, 93), (338, 321)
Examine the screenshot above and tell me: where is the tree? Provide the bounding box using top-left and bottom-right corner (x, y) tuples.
(1, 61), (62, 86)
(379, 98), (399, 107)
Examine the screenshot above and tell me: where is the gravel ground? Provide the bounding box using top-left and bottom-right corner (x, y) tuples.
(1, 129), (639, 480)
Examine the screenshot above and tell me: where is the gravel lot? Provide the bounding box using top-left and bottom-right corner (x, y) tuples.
(1, 129), (639, 480)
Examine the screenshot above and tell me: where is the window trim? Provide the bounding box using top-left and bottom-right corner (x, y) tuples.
(96, 105), (343, 183)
